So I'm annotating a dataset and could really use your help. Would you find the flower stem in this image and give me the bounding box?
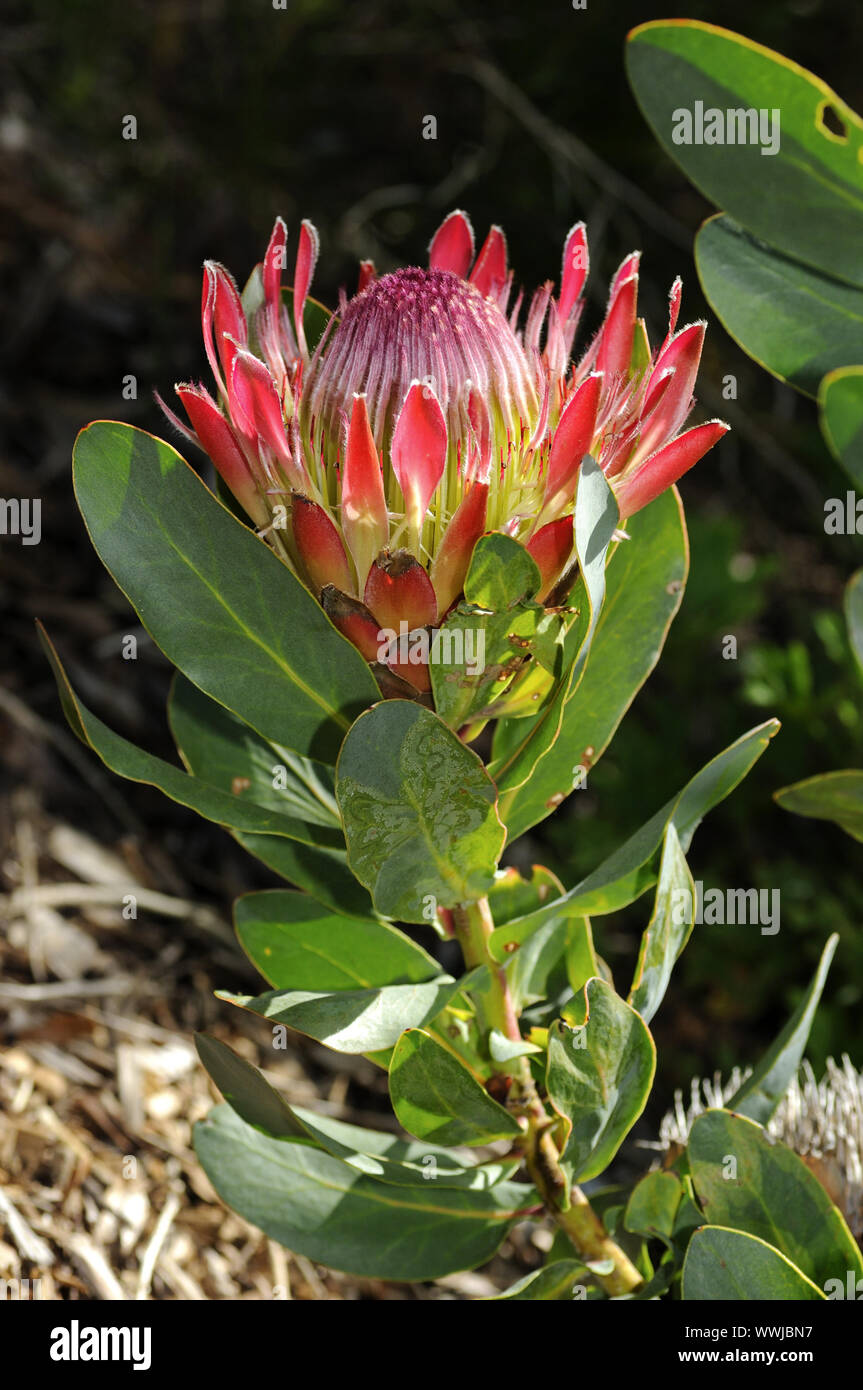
[452,895,643,1299]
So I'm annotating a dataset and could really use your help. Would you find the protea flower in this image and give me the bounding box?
[648,1058,863,1241]
[159,210,727,696]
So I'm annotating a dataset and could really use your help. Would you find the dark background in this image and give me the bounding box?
[2,0,862,1110]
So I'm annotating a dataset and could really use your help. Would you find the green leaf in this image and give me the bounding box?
[231,831,374,918]
[819,367,863,486]
[220,974,470,1054]
[774,771,863,843]
[39,627,343,848]
[628,823,695,1025]
[389,1029,523,1146]
[727,933,839,1123]
[845,568,863,673]
[626,20,863,288]
[168,675,372,914]
[195,1033,306,1138]
[430,601,564,731]
[688,1109,863,1289]
[682,1226,825,1300]
[547,979,656,1184]
[289,1106,520,1190]
[485,1260,589,1300]
[487,865,566,925]
[488,1031,543,1062]
[624,1170,683,1245]
[695,216,863,398]
[242,271,336,357]
[490,458,619,813]
[72,422,378,761]
[488,720,779,954]
[494,488,688,841]
[194,1103,533,1281]
[196,1033,517,1190]
[335,700,505,922]
[463,532,541,607]
[504,916,569,1012]
[234,889,439,991]
[169,674,339,828]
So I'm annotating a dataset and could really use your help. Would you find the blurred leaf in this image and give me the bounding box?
[389,1029,522,1146]
[234,889,438,990]
[844,568,863,673]
[547,979,656,1184]
[626,20,863,287]
[682,1226,825,1300]
[688,1110,863,1287]
[774,771,863,842]
[486,1260,590,1300]
[493,488,687,840]
[72,421,377,760]
[624,1170,683,1246]
[819,367,863,485]
[335,701,504,922]
[728,932,839,1122]
[628,823,695,1025]
[194,1103,532,1281]
[695,216,863,397]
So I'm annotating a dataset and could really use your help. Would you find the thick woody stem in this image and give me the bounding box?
[451,896,643,1299]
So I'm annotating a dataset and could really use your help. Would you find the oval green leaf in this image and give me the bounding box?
[335,700,505,922]
[547,978,656,1184]
[219,974,468,1054]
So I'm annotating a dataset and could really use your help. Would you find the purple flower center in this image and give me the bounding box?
[303,266,537,457]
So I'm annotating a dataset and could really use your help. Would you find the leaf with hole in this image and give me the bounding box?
[626,20,863,288]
